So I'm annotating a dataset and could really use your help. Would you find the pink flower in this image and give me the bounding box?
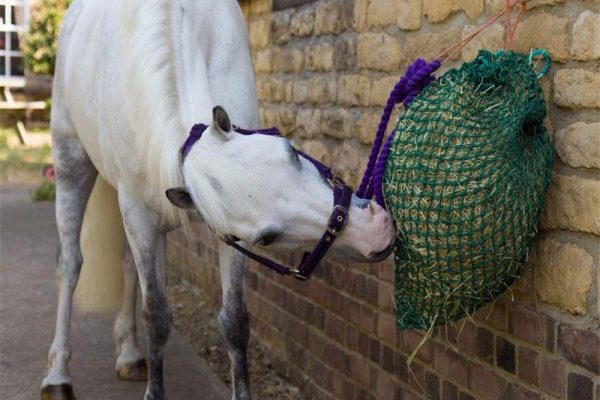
[42,165,55,182]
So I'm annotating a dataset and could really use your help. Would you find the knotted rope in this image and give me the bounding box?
[356,59,441,205]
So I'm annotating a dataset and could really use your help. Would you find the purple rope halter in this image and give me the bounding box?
[356,58,441,207]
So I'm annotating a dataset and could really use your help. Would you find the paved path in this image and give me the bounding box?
[0,184,230,400]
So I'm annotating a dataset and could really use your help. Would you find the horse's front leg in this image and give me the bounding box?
[42,136,97,400]
[118,190,171,400]
[114,240,147,381]
[217,242,251,400]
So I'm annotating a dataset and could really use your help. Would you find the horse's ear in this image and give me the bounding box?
[166,187,195,210]
[212,106,232,134]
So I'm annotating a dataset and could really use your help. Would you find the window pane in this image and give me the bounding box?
[0,58,6,76]
[0,6,5,25]
[10,56,23,76]
[10,32,19,50]
[0,33,6,50]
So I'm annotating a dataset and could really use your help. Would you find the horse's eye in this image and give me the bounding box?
[255,228,280,246]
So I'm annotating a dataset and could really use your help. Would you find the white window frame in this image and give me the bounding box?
[0,0,29,87]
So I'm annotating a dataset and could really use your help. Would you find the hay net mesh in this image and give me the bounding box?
[383,50,554,330]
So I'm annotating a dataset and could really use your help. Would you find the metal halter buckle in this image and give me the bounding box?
[327,204,349,237]
[328,176,345,189]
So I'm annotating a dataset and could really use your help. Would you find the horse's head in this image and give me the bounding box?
[167,107,395,263]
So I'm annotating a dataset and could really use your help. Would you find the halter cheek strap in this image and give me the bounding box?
[180,123,353,281]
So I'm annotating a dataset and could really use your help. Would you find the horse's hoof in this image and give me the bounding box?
[117,359,148,381]
[40,384,76,400]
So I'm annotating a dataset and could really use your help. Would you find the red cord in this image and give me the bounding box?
[435,0,526,64]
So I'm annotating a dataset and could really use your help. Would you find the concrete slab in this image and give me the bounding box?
[0,184,230,400]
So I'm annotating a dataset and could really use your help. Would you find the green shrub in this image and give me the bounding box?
[32,180,56,202]
[23,0,71,75]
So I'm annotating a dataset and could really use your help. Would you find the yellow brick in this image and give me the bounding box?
[250,0,272,15]
[554,122,600,169]
[357,112,380,144]
[424,0,484,23]
[308,77,337,103]
[315,0,349,35]
[367,0,398,28]
[534,239,593,315]
[291,8,314,37]
[293,80,310,103]
[334,34,357,71]
[260,106,276,127]
[397,0,423,31]
[370,76,398,107]
[541,172,600,235]
[296,109,321,139]
[554,69,600,109]
[572,11,600,61]
[271,78,287,102]
[321,108,355,139]
[338,75,371,106]
[248,17,271,49]
[513,12,569,63]
[254,49,273,74]
[255,77,271,101]
[305,43,335,72]
[272,47,304,73]
[276,106,296,136]
[353,0,368,31]
[357,33,402,71]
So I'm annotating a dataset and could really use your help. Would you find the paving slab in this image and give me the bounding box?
[0,184,230,400]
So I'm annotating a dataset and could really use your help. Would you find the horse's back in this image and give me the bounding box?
[52,0,134,184]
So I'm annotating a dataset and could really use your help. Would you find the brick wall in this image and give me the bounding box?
[167,1,600,399]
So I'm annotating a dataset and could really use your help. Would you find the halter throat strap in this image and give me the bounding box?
[181,123,353,281]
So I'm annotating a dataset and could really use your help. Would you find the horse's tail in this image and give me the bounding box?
[74,176,125,313]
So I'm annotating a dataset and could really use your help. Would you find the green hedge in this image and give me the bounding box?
[23,0,71,75]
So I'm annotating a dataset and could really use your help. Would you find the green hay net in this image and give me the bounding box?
[383,50,554,330]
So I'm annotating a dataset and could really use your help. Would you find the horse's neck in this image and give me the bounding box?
[174,0,259,129]
[119,0,258,225]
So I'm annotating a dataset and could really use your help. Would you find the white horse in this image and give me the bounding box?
[42,1,395,399]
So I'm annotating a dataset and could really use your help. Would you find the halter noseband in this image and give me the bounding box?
[181,123,353,281]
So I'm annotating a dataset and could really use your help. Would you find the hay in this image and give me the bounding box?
[383,50,554,330]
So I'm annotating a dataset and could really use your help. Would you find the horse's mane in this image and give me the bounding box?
[121,0,187,226]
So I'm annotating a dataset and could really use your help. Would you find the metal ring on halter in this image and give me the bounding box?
[290,268,309,281]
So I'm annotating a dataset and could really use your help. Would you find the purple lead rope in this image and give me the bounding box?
[356,59,441,207]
